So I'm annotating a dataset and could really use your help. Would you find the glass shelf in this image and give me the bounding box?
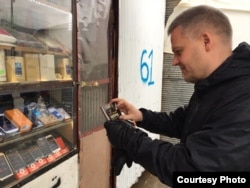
[0,0,76,187]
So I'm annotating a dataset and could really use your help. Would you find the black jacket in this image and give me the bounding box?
[126,42,250,186]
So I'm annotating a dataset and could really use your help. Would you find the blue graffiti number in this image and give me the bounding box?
[140,49,155,86]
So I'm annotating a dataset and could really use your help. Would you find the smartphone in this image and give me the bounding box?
[0,114,18,134]
[25,141,44,161]
[36,137,53,157]
[0,122,18,134]
[100,102,121,121]
[0,152,13,181]
[5,149,27,173]
[45,134,61,153]
[17,145,36,167]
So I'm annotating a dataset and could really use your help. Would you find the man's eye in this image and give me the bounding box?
[175,50,182,56]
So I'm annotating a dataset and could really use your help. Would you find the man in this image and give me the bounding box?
[104,5,250,186]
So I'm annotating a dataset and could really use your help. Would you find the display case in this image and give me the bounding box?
[0,0,77,187]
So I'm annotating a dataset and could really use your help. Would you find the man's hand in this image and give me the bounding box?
[111,98,143,122]
[104,120,135,150]
[104,120,147,150]
[104,120,148,175]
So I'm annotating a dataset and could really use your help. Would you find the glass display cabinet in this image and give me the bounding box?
[0,0,78,187]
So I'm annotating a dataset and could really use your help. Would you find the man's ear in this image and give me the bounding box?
[202,32,211,51]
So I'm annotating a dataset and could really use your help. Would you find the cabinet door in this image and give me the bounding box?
[77,0,115,187]
[0,0,78,187]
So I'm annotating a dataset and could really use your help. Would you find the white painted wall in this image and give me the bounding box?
[117,0,166,187]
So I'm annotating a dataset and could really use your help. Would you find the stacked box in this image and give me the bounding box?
[56,58,72,80]
[0,50,6,81]
[6,56,26,82]
[24,53,40,81]
[39,54,56,81]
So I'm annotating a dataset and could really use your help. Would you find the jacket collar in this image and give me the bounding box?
[195,42,250,92]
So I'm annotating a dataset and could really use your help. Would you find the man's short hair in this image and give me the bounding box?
[167,5,232,42]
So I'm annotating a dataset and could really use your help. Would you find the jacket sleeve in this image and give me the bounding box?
[136,106,186,138]
[126,84,250,186]
[126,122,250,186]
[126,132,196,186]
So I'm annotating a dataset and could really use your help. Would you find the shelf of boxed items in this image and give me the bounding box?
[0,120,72,147]
[0,144,77,188]
[0,48,72,91]
[0,112,75,187]
[0,45,71,57]
[0,1,74,187]
[0,80,73,95]
[0,49,74,186]
[3,149,78,188]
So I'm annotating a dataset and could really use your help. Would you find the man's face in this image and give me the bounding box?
[170,26,209,83]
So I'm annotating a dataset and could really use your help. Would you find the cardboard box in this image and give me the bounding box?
[38,114,59,127]
[24,53,40,81]
[4,108,32,133]
[39,54,56,81]
[56,58,72,80]
[0,50,7,81]
[5,56,26,82]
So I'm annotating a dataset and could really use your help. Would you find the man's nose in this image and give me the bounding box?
[172,56,179,66]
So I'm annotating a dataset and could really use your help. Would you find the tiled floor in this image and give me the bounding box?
[131,171,170,188]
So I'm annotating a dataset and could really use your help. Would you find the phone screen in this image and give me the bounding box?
[5,149,26,172]
[0,153,13,180]
[46,135,60,153]
[17,145,36,166]
[0,118,18,134]
[37,137,53,157]
[100,102,121,121]
[26,142,44,161]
